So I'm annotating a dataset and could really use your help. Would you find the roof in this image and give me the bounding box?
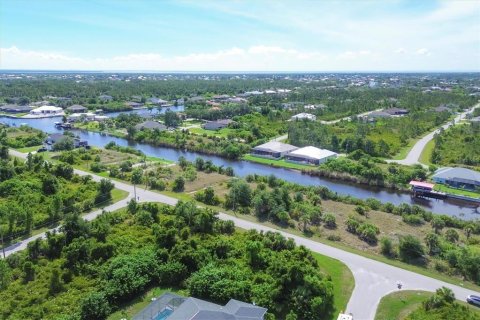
[433,167,480,183]
[384,107,409,115]
[291,112,316,119]
[409,181,435,189]
[0,104,32,112]
[253,141,298,153]
[286,146,337,160]
[135,121,167,130]
[66,105,87,111]
[31,105,62,112]
[368,111,392,118]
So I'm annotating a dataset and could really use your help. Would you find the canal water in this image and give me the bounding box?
[2,110,478,219]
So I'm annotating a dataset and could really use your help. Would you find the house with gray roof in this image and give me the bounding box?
[133,293,267,320]
[251,141,298,159]
[66,105,87,113]
[135,121,167,131]
[202,119,233,131]
[432,167,480,190]
[0,104,33,113]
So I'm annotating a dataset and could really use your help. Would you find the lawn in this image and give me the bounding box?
[16,145,43,153]
[419,139,435,165]
[188,126,234,138]
[312,253,355,318]
[375,290,480,320]
[433,184,480,198]
[242,154,314,171]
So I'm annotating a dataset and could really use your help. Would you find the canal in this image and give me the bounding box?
[2,110,478,219]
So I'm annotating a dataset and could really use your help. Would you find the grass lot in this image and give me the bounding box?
[16,145,42,153]
[434,184,480,198]
[74,121,126,137]
[419,139,435,165]
[375,290,480,320]
[188,126,234,138]
[313,253,355,318]
[242,154,314,170]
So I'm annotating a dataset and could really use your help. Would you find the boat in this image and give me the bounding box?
[54,121,62,127]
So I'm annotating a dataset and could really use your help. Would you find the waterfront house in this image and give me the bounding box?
[66,105,87,113]
[30,105,63,116]
[135,121,167,131]
[285,146,338,165]
[202,119,233,130]
[126,101,144,108]
[290,112,317,121]
[44,134,88,150]
[432,167,480,191]
[0,104,33,113]
[133,292,267,320]
[251,141,298,159]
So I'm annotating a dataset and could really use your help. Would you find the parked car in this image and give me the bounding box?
[467,295,480,307]
[37,147,47,153]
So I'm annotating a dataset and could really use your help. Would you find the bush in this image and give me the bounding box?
[323,213,336,229]
[80,291,111,320]
[402,214,424,225]
[399,235,425,263]
[380,237,394,257]
[172,176,185,192]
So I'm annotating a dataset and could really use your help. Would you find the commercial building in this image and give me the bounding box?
[251,141,298,159]
[285,146,338,165]
[133,292,267,320]
[29,105,63,116]
[290,112,316,121]
[432,167,480,190]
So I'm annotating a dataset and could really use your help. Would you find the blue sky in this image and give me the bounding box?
[1,0,479,71]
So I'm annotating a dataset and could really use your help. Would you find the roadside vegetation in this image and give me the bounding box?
[431,123,480,170]
[375,288,480,320]
[0,202,338,320]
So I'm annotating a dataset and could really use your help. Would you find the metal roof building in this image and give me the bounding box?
[432,167,480,190]
[285,146,338,165]
[251,141,298,159]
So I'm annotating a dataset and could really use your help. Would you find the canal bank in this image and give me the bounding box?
[1,113,479,219]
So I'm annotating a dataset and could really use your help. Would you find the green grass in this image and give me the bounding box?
[419,139,435,165]
[392,138,418,160]
[188,126,234,138]
[242,154,314,171]
[15,145,42,153]
[433,184,480,198]
[312,253,355,318]
[375,290,480,320]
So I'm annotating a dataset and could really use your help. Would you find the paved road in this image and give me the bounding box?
[6,149,480,319]
[387,104,479,166]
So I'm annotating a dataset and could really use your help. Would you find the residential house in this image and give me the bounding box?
[202,119,233,130]
[432,167,480,190]
[135,121,167,131]
[285,146,338,165]
[133,292,267,320]
[66,105,87,113]
[383,107,409,116]
[148,97,169,106]
[44,133,88,150]
[98,94,113,101]
[0,104,33,113]
[251,141,298,159]
[290,113,316,121]
[29,106,63,116]
[126,101,144,108]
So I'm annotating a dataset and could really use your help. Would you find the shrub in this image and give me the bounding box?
[399,235,425,262]
[80,291,111,320]
[380,237,394,257]
[323,213,336,229]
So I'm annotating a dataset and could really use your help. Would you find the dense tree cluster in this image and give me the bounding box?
[0,201,334,320]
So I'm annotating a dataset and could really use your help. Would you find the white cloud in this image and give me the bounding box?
[416,48,430,56]
[0,45,476,72]
[394,48,406,54]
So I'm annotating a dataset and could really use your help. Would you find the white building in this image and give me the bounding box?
[285,146,337,165]
[29,105,63,116]
[290,112,316,121]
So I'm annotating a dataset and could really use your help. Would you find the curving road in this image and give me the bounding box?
[387,104,479,166]
[6,149,480,319]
